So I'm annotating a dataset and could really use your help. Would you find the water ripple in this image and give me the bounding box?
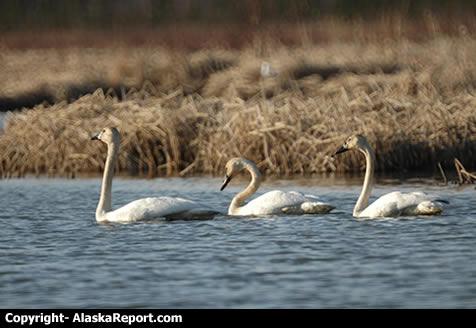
[0,178,475,308]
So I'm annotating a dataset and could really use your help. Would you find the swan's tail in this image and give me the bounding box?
[416,200,445,215]
[300,202,336,214]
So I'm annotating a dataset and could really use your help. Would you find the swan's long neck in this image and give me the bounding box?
[354,142,375,217]
[96,140,119,219]
[229,161,262,215]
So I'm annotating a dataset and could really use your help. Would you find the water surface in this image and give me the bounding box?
[1,176,475,308]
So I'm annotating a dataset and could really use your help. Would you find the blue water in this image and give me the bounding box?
[0,176,475,308]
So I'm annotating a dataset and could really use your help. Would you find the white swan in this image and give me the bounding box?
[220,158,335,216]
[335,135,448,218]
[91,127,219,223]
[261,61,279,78]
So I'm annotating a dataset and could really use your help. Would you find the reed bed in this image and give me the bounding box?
[1,36,476,178]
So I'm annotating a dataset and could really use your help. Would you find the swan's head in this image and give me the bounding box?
[335,134,368,155]
[91,127,120,145]
[220,157,256,191]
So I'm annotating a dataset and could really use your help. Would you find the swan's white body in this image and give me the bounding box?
[336,135,447,218]
[97,196,217,223]
[358,191,447,218]
[228,190,334,216]
[220,158,335,216]
[92,127,218,223]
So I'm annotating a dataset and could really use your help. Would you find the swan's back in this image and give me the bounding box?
[234,190,335,216]
[359,191,447,218]
[99,197,218,223]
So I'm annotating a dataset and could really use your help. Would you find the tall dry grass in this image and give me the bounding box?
[1,35,476,178]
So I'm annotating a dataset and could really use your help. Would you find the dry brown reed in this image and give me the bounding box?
[1,36,476,178]
[454,158,476,184]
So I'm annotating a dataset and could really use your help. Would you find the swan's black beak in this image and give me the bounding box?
[335,146,349,155]
[220,175,232,191]
[91,129,104,141]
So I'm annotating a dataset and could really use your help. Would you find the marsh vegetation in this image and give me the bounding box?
[1,17,475,178]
